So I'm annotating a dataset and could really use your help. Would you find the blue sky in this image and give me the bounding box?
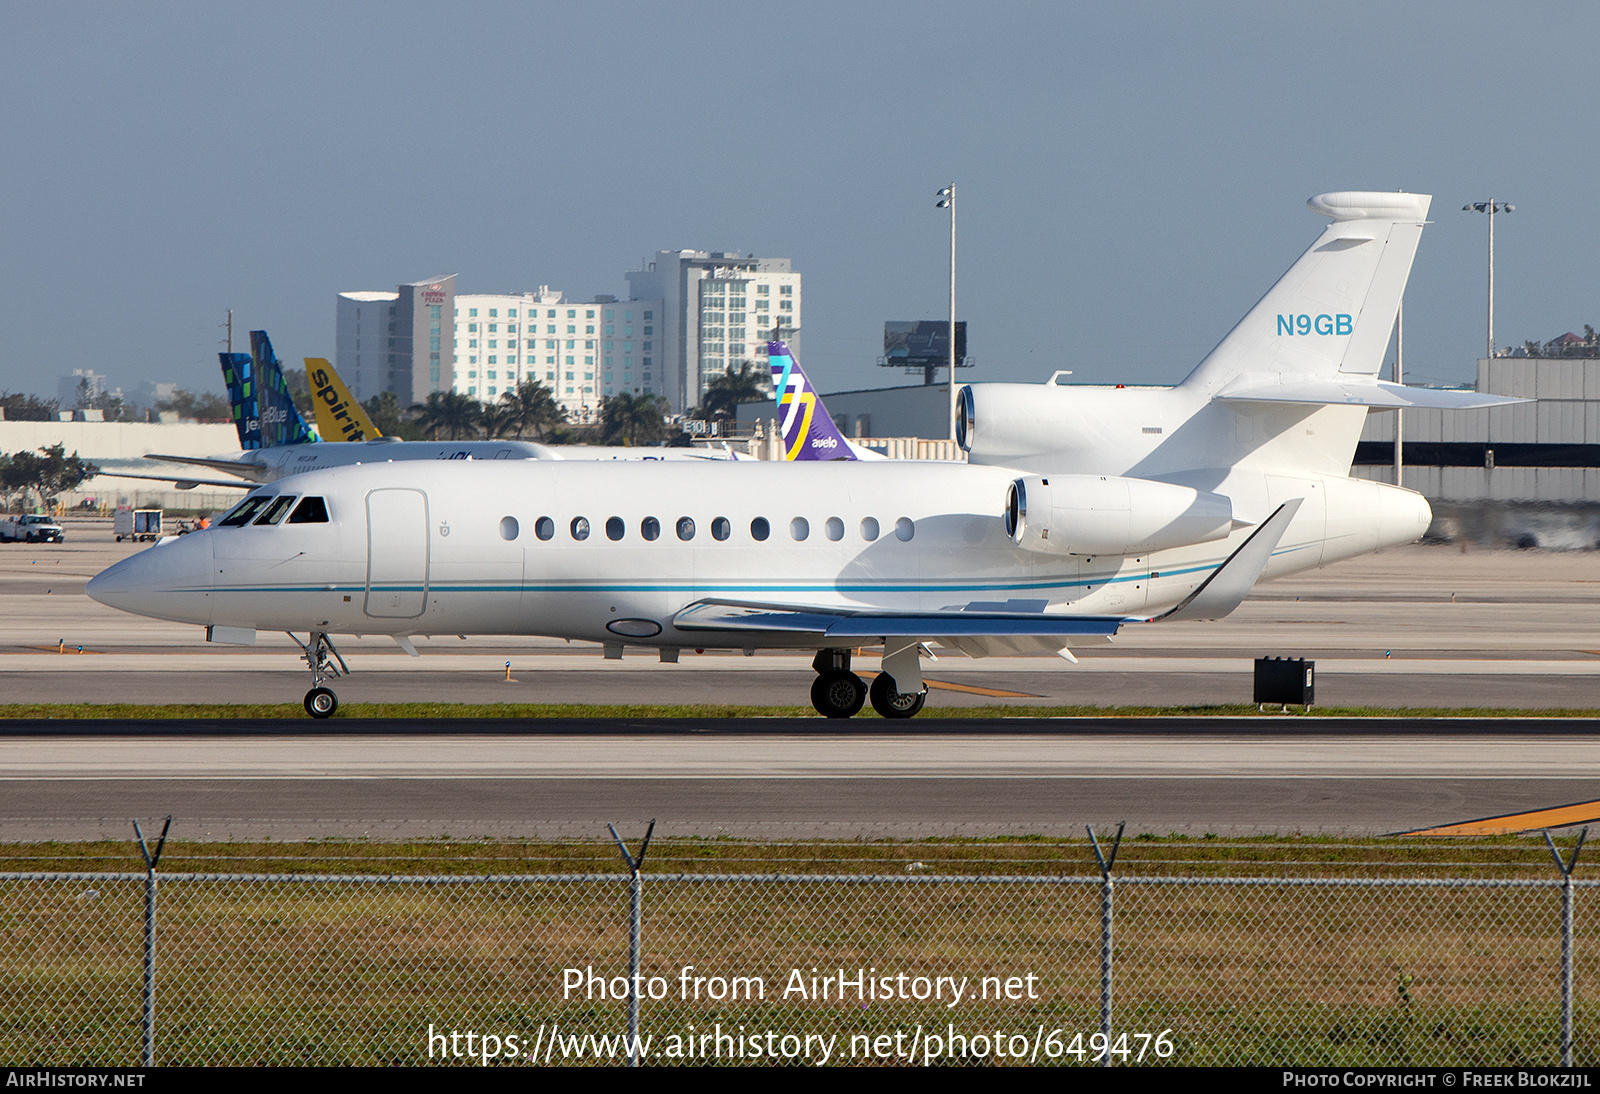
[2,1,1595,400]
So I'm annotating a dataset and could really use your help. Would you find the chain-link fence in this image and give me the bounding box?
[1,837,1594,1066]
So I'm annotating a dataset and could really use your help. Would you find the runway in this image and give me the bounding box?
[1,718,1598,840]
[5,528,1600,840]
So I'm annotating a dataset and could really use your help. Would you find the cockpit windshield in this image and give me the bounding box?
[218,495,271,527]
[253,495,298,526]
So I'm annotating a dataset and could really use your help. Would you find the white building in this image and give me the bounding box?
[625,251,799,414]
[57,369,109,408]
[335,275,456,407]
[335,291,399,403]
[449,289,664,422]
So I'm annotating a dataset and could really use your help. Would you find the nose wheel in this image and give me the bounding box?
[290,631,349,720]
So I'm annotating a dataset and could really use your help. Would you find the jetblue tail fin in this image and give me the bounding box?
[218,351,258,449]
[248,331,318,448]
[768,340,877,461]
[1184,192,1431,395]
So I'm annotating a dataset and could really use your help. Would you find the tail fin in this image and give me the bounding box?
[218,351,259,449]
[248,331,318,447]
[1183,192,1431,394]
[305,358,381,442]
[768,340,864,461]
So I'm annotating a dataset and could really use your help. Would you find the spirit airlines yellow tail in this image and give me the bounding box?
[305,358,381,442]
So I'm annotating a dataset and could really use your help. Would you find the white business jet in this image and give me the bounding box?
[87,191,1516,719]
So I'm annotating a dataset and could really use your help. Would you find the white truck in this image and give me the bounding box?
[0,514,66,543]
[114,508,163,543]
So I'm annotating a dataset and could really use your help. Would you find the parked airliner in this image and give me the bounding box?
[87,191,1518,719]
[118,331,777,491]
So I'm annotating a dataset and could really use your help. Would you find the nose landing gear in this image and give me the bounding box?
[290,631,349,719]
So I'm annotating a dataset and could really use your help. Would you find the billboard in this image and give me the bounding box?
[882,321,967,370]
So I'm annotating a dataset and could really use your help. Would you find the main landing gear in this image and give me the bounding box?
[809,647,928,719]
[290,631,349,719]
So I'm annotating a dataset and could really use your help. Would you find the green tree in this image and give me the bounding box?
[503,378,566,441]
[2,444,98,510]
[600,392,671,446]
[157,389,231,422]
[479,401,516,440]
[0,392,59,421]
[361,391,423,440]
[409,391,482,440]
[695,360,770,422]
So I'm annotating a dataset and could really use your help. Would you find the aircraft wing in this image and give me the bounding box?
[1151,499,1301,622]
[144,453,268,479]
[671,599,1124,639]
[97,471,253,490]
[1216,377,1526,410]
[673,499,1304,647]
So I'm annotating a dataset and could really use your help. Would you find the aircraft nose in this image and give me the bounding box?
[87,533,214,625]
[85,555,139,610]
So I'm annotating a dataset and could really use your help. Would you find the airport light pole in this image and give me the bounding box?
[936,185,956,442]
[1463,200,1513,359]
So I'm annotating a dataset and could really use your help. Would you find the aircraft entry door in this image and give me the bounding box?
[365,488,430,618]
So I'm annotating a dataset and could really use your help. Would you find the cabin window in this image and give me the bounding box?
[606,516,625,541]
[253,495,298,526]
[571,517,590,541]
[676,516,695,541]
[825,517,844,541]
[895,517,915,542]
[536,516,554,540]
[712,517,730,541]
[790,517,809,541]
[287,497,329,524]
[218,495,271,527]
[860,517,879,542]
[641,517,660,541]
[750,517,770,542]
[499,516,519,541]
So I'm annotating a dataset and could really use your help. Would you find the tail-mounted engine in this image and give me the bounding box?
[1004,473,1233,557]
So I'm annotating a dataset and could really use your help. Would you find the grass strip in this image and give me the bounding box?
[0,834,1580,878]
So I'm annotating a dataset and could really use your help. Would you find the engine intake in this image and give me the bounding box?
[1006,474,1233,556]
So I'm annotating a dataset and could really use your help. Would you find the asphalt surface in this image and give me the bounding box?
[5,528,1600,840]
[1,717,1598,839]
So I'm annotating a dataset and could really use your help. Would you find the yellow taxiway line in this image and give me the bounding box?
[1407,800,1600,836]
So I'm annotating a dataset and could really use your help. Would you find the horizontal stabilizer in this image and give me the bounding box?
[672,599,1122,641]
[1216,378,1526,410]
[1155,499,1301,623]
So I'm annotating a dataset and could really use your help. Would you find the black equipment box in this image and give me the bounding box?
[1254,657,1314,707]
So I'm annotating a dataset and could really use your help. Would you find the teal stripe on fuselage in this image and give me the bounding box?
[202,540,1317,597]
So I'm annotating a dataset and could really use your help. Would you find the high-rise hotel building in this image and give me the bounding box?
[336,275,456,407]
[625,251,799,414]
[338,250,797,417]
[449,289,664,422]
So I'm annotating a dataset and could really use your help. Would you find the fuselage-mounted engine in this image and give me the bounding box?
[1004,473,1234,557]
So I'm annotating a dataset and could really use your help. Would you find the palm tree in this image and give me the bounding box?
[409,391,482,440]
[480,401,515,440]
[600,393,671,446]
[697,360,770,422]
[504,378,566,441]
